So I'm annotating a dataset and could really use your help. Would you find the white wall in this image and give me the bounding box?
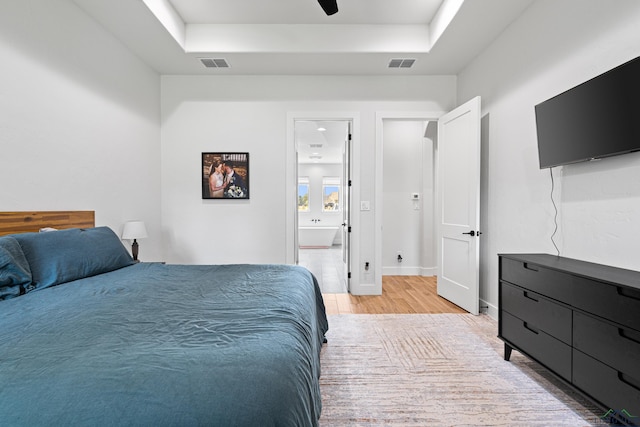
[382,120,435,275]
[457,0,640,317]
[0,0,162,261]
[160,75,456,283]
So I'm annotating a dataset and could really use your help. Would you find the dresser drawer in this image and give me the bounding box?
[500,257,573,304]
[501,311,572,381]
[573,350,640,416]
[571,279,640,332]
[574,312,640,381]
[501,282,571,344]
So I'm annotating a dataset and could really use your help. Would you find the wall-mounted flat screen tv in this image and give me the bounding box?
[535,56,640,169]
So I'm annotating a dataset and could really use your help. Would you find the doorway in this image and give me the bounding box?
[374,111,443,295]
[374,99,481,313]
[380,119,436,278]
[294,119,352,293]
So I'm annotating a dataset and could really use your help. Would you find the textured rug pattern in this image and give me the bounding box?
[319,314,602,426]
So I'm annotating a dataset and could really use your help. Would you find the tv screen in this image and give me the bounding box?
[535,56,640,169]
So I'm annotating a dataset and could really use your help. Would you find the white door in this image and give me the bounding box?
[342,124,352,291]
[437,97,481,315]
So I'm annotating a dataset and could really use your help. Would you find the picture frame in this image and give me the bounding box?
[202,152,250,199]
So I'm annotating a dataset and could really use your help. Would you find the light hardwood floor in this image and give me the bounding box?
[322,275,466,315]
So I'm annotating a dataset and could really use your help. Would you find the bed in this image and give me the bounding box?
[0,212,328,426]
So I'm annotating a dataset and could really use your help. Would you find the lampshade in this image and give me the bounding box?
[121,221,148,240]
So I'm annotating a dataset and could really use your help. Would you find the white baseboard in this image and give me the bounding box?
[481,298,498,320]
[420,267,437,276]
[382,266,437,276]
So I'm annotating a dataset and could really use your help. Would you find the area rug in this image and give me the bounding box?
[319,314,603,426]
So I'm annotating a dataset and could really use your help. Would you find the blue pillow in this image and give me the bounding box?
[0,236,32,300]
[14,227,134,292]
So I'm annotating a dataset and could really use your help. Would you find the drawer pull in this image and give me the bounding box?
[523,291,539,302]
[523,263,539,272]
[619,328,640,345]
[523,322,539,334]
[617,286,640,301]
[618,372,640,392]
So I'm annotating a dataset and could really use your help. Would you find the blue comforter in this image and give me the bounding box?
[0,263,328,426]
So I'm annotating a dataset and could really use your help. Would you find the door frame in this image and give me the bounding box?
[342,122,353,292]
[286,111,361,290]
[374,111,446,294]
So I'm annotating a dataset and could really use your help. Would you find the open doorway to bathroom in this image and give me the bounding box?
[295,119,351,293]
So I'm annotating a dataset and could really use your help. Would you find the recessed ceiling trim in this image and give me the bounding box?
[430,0,465,46]
[186,24,432,54]
[142,0,186,48]
[139,1,468,60]
[168,0,445,26]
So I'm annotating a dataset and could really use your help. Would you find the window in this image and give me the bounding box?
[322,177,340,212]
[298,177,309,212]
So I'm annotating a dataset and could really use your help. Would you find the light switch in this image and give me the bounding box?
[360,201,371,211]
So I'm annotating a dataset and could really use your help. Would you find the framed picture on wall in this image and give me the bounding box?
[202,152,250,199]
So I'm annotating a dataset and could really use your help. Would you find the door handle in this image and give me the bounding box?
[523,322,539,335]
[462,230,475,237]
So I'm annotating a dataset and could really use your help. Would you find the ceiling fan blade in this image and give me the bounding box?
[318,0,338,15]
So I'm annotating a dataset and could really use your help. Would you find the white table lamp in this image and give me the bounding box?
[122,221,148,261]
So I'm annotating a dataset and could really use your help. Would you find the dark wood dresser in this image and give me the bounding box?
[498,253,640,422]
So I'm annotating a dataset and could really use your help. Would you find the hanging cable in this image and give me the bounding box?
[550,167,560,256]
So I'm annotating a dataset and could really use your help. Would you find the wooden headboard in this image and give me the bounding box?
[0,211,95,237]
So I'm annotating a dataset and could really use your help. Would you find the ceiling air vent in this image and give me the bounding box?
[388,58,416,69]
[199,58,230,68]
